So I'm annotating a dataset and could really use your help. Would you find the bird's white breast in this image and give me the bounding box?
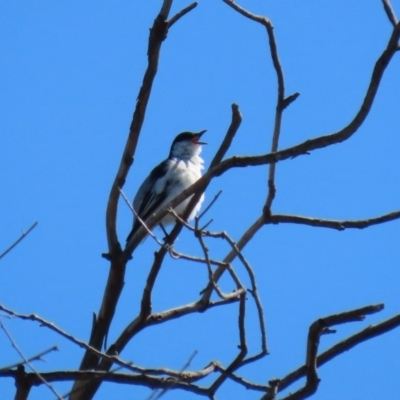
[161,156,204,223]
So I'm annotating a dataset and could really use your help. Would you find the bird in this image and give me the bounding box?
[126,130,206,244]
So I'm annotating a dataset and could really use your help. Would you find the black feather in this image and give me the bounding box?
[126,160,170,243]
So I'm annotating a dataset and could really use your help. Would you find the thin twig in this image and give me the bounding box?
[209,292,247,394]
[166,208,195,230]
[169,248,225,266]
[198,190,223,220]
[0,321,64,400]
[149,350,199,400]
[213,363,270,392]
[169,249,246,294]
[200,229,268,356]
[0,345,58,371]
[0,221,38,260]
[223,0,289,214]
[220,233,268,355]
[201,214,265,302]
[119,188,164,246]
[209,103,242,170]
[268,211,400,230]
[168,208,247,300]
[168,2,198,28]
[196,221,228,300]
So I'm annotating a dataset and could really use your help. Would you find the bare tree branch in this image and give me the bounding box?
[262,304,391,399]
[276,311,400,395]
[198,189,222,220]
[0,369,210,397]
[268,211,400,230]
[223,0,300,215]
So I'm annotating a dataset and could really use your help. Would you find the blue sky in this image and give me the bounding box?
[1,1,400,399]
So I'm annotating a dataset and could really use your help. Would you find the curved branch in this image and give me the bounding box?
[275,309,400,398]
[223,0,299,214]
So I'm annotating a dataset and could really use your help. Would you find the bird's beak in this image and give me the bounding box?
[194,130,207,145]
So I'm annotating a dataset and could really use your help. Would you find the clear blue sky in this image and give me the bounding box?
[1,1,400,399]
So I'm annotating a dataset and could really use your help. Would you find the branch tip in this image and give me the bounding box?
[168,2,198,28]
[282,92,300,109]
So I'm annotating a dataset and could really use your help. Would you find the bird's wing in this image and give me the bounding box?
[127,160,172,242]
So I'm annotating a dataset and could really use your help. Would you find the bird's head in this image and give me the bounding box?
[169,130,207,159]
